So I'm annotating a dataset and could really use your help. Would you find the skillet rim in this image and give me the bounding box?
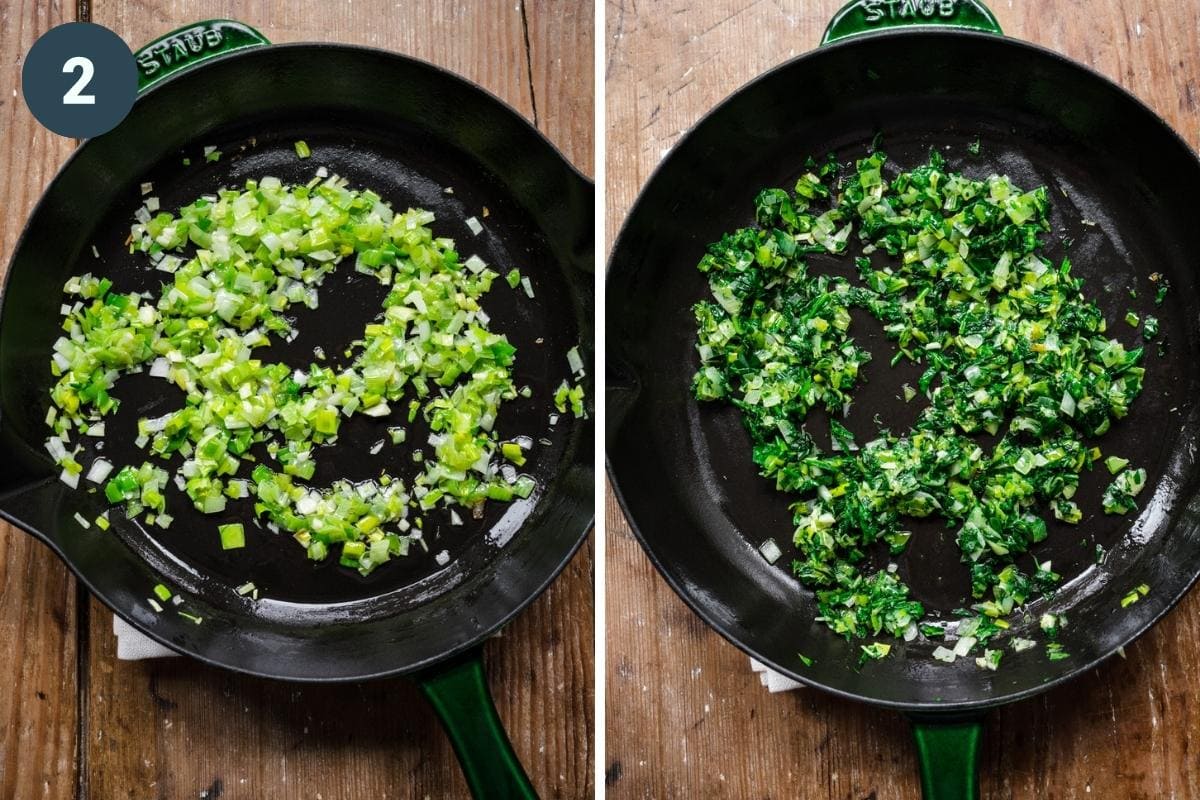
[0,41,595,682]
[605,27,1200,712]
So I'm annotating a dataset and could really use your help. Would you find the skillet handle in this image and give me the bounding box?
[134,20,270,93]
[418,648,539,800]
[909,713,985,800]
[822,0,1002,45]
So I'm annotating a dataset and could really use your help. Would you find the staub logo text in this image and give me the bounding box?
[862,0,959,23]
[136,25,224,77]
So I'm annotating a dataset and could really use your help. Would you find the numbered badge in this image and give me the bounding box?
[22,22,137,139]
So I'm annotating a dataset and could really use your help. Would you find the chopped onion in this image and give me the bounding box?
[953,636,977,658]
[566,346,584,376]
[759,538,782,564]
[85,458,113,483]
[932,646,957,663]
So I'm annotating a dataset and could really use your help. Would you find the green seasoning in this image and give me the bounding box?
[46,173,554,576]
[693,149,1149,667]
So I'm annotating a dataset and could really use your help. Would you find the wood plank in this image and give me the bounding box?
[605,1,1200,798]
[77,1,593,798]
[524,0,596,177]
[0,2,82,799]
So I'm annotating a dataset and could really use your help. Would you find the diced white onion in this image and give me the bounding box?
[932,646,957,663]
[953,636,977,658]
[59,468,79,489]
[85,458,113,483]
[759,539,782,564]
[566,346,584,376]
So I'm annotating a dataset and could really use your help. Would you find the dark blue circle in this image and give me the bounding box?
[22,22,137,139]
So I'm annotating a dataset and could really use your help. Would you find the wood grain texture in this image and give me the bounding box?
[0,1,593,798]
[0,2,82,799]
[605,2,1200,798]
[525,0,595,176]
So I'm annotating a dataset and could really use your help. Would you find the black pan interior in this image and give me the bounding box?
[607,31,1200,710]
[0,45,594,680]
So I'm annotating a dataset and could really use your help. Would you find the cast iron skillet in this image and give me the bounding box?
[1,21,593,800]
[607,2,1200,796]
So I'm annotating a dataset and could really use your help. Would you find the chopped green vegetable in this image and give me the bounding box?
[47,175,551,577]
[294,140,311,159]
[967,138,981,156]
[218,523,245,550]
[1121,583,1150,607]
[692,147,1148,667]
[859,642,891,666]
[1046,642,1070,660]
[1142,315,1159,340]
[797,652,813,667]
[501,441,526,466]
[554,380,586,418]
[1125,311,1140,327]
[152,583,172,602]
[1102,468,1147,515]
[506,268,521,288]
[1105,456,1130,475]
[975,648,1002,670]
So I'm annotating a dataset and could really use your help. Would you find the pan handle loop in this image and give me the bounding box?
[822,0,1002,46]
[418,648,539,800]
[134,20,271,94]
[908,713,985,800]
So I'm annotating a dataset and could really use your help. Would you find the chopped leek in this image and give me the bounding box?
[218,523,245,550]
[46,176,558,576]
[693,148,1150,668]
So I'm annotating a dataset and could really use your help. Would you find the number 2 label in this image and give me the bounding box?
[62,55,96,105]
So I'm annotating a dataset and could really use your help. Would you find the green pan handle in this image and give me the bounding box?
[823,0,1002,46]
[418,648,538,800]
[134,20,270,93]
[909,713,985,800]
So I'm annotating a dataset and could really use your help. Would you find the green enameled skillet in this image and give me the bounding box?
[607,2,1200,796]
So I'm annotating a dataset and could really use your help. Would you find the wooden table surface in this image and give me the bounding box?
[0,2,593,799]
[605,1,1200,798]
